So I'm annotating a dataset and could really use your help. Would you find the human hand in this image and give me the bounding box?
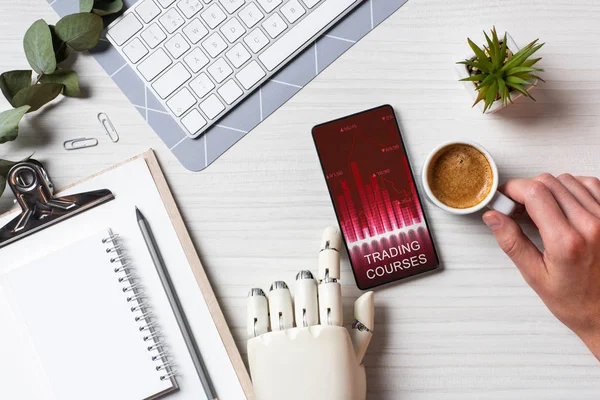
[482,174,600,359]
[246,227,375,400]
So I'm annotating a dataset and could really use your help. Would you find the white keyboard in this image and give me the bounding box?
[107,0,363,138]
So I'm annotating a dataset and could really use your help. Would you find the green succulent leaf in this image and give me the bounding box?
[501,41,544,73]
[498,32,508,67]
[23,19,57,75]
[522,57,542,68]
[472,87,487,108]
[0,106,30,144]
[49,25,70,64]
[467,38,492,71]
[484,80,498,113]
[506,76,529,86]
[39,69,81,97]
[505,82,531,97]
[80,0,94,12]
[457,60,491,74]
[497,77,507,105]
[55,13,104,51]
[11,83,64,112]
[91,0,124,16]
[483,31,496,62]
[0,70,32,103]
[506,66,541,76]
[460,74,486,82]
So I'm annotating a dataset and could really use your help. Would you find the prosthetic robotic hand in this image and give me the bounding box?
[247,227,375,400]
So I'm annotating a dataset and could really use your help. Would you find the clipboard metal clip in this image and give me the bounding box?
[0,160,115,249]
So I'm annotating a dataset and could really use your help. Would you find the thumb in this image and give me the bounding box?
[351,292,374,365]
[483,210,547,288]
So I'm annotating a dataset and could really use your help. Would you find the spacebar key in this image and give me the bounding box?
[259,0,357,71]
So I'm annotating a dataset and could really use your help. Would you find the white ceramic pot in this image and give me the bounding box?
[455,32,538,114]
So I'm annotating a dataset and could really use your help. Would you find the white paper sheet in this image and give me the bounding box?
[2,231,174,400]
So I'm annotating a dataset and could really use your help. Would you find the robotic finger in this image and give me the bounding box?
[268,281,294,331]
[351,292,374,364]
[247,288,269,338]
[294,271,319,327]
[318,227,343,326]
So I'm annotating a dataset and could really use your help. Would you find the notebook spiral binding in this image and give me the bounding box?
[103,229,177,381]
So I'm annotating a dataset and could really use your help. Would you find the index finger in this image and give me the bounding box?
[502,179,572,245]
[318,227,342,281]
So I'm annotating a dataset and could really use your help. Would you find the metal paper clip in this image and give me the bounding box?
[98,112,119,142]
[63,137,98,150]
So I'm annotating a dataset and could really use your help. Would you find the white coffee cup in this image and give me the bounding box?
[421,140,516,215]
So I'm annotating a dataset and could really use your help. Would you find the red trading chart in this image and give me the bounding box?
[313,105,439,289]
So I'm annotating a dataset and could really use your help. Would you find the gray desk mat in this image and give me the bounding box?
[48,0,409,171]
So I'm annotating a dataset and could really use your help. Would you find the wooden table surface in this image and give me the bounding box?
[1,0,600,398]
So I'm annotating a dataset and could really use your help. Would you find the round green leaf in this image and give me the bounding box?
[49,25,70,64]
[40,69,81,97]
[92,0,124,16]
[0,106,31,144]
[11,83,64,112]
[80,0,94,12]
[23,20,57,75]
[0,70,32,103]
[55,13,104,51]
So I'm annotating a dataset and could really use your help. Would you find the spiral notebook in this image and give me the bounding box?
[1,229,176,400]
[0,151,253,400]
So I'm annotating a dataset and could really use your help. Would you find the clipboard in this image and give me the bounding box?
[0,149,254,400]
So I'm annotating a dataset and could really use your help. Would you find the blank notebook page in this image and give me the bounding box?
[1,230,175,400]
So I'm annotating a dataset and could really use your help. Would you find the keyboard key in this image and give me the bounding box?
[136,0,161,23]
[122,38,148,63]
[167,87,196,116]
[238,3,264,28]
[300,0,319,7]
[225,43,251,68]
[177,0,203,18]
[257,0,282,13]
[184,47,210,72]
[236,60,265,89]
[244,28,269,53]
[159,8,185,33]
[202,32,228,57]
[220,18,246,43]
[165,33,191,58]
[218,0,245,14]
[183,19,209,43]
[207,58,233,83]
[137,48,172,80]
[152,63,192,98]
[156,0,176,7]
[262,13,287,38]
[107,14,143,45]
[181,109,207,136]
[141,23,167,48]
[190,73,215,98]
[201,4,227,29]
[218,79,243,104]
[200,94,225,119]
[260,0,355,71]
[281,0,305,23]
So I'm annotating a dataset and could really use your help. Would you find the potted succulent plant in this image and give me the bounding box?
[455,28,545,113]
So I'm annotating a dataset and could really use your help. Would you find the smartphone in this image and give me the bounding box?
[312,105,440,289]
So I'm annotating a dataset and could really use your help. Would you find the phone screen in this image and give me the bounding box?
[312,105,439,289]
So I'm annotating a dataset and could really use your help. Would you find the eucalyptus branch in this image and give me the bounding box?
[0,0,124,198]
